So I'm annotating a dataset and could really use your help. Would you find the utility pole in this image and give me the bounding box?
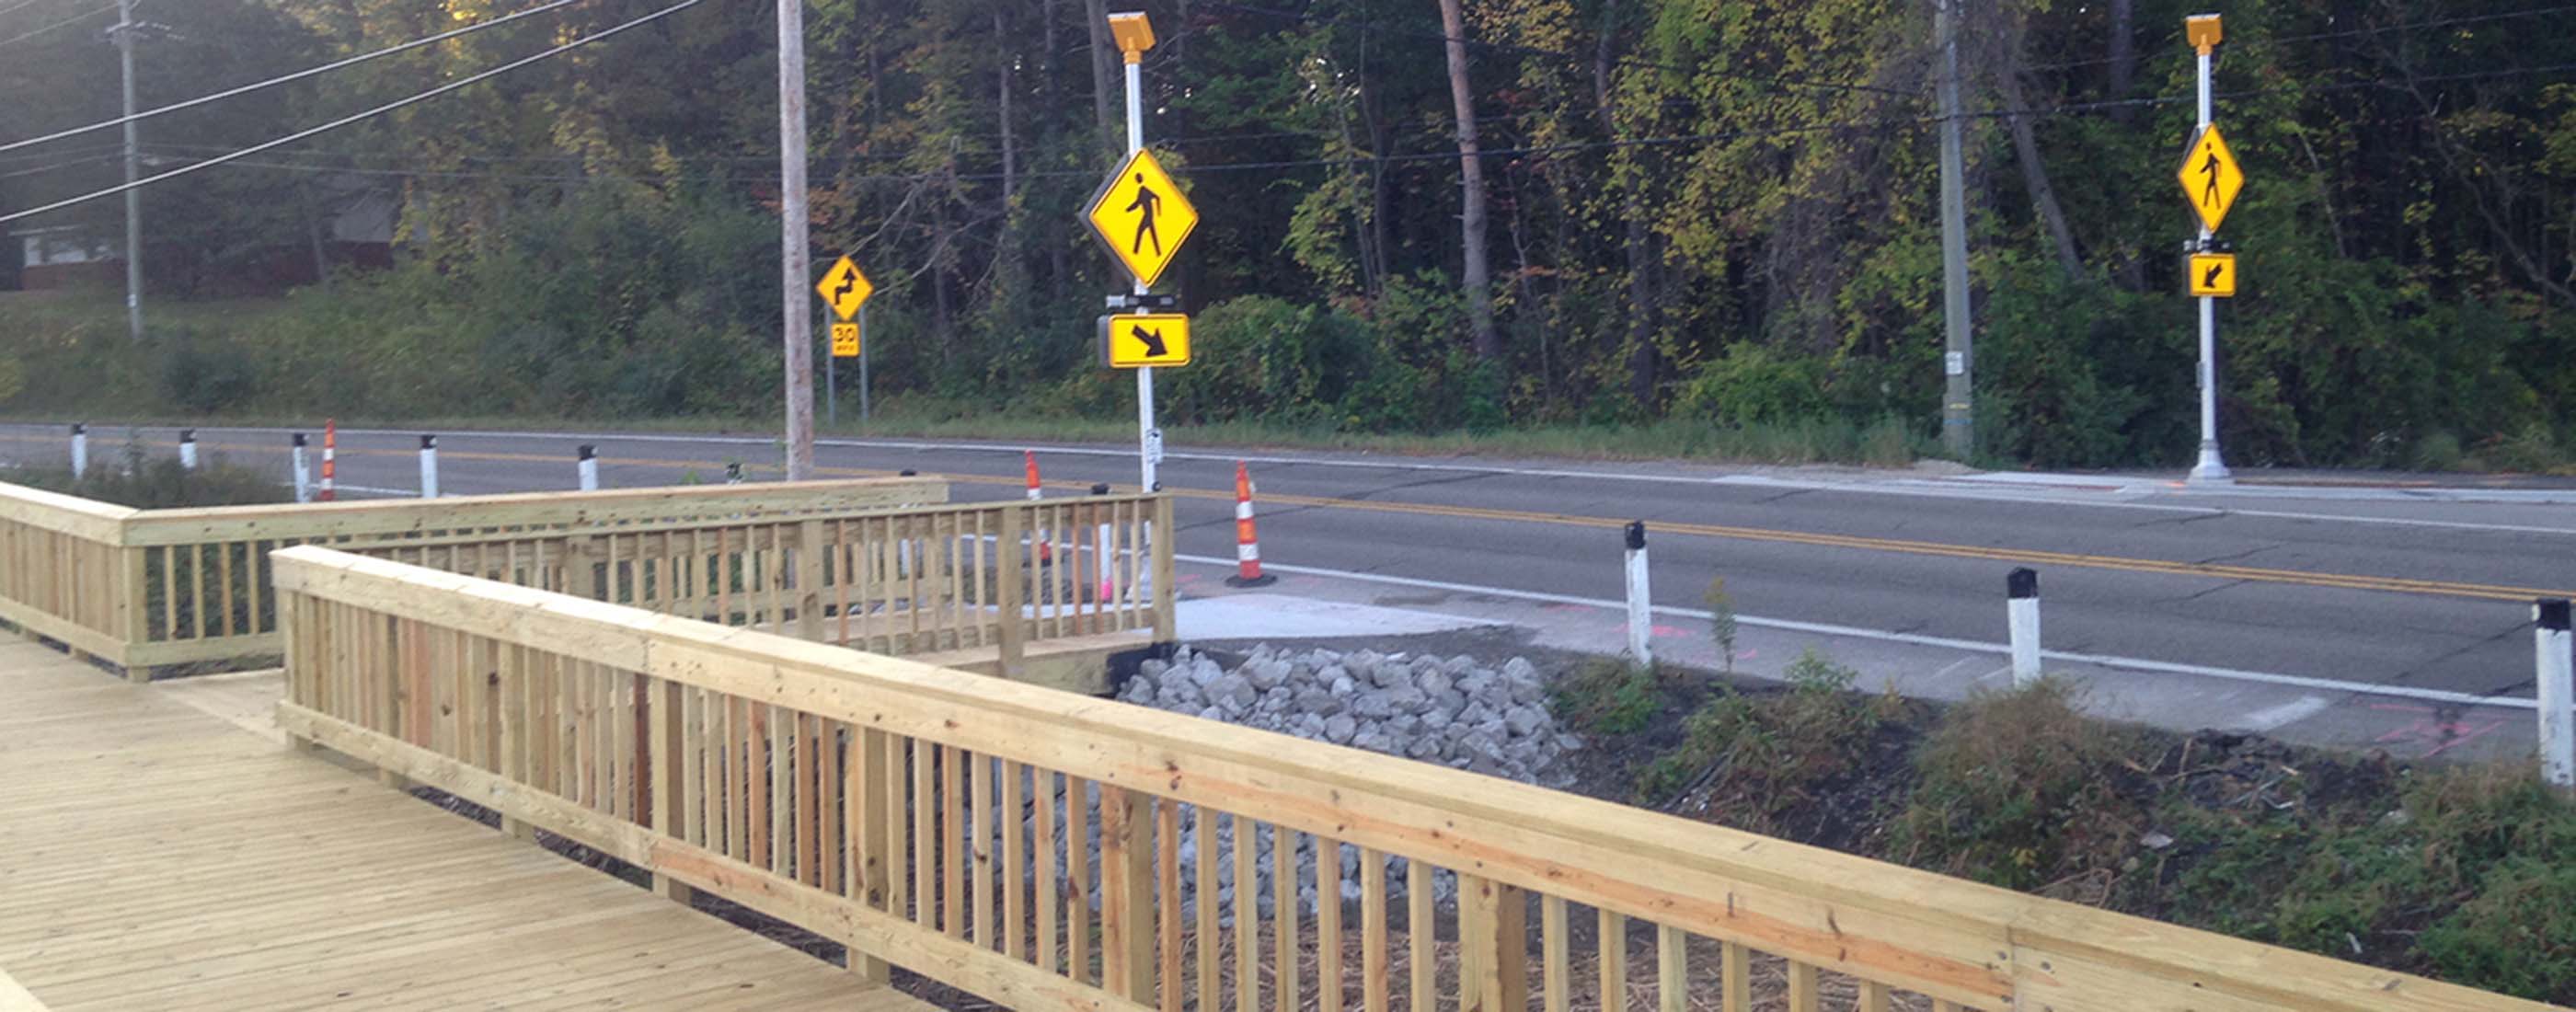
[116,0,143,343]
[1935,0,1973,458]
[776,0,815,480]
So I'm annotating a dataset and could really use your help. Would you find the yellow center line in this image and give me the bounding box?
[8,432,2562,603]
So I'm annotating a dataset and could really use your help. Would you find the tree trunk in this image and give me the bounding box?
[1994,67,2084,278]
[1436,0,1500,360]
[1085,0,1121,163]
[2106,0,2135,106]
[996,8,1017,208]
[1593,0,1656,410]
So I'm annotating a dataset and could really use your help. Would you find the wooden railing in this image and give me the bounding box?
[0,477,947,676]
[344,493,1174,673]
[270,546,2550,1012]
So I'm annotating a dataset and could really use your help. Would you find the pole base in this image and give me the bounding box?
[1224,574,1277,589]
[2187,443,2234,486]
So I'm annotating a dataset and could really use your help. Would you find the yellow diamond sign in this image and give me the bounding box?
[816,256,873,322]
[1085,149,1197,287]
[2176,125,2246,234]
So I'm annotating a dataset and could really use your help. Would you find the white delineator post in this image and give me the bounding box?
[70,423,87,478]
[417,435,438,498]
[178,429,198,470]
[2186,14,2232,485]
[1624,522,1652,668]
[577,444,600,491]
[2537,598,2573,794]
[290,432,311,503]
[2008,567,2042,687]
[1093,483,1117,602]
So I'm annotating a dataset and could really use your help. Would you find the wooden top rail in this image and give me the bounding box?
[0,480,138,541]
[120,477,950,546]
[270,545,2550,1012]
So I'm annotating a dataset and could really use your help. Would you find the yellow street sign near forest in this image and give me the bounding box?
[831,322,860,358]
[1085,149,1197,287]
[1100,313,1190,369]
[2188,252,2237,297]
[816,256,874,321]
[2176,125,2245,234]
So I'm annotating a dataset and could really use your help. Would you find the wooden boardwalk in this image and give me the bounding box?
[0,634,926,1011]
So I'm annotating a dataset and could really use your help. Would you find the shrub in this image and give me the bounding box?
[1673,344,1830,427]
[1890,679,2148,890]
[1635,650,1895,833]
[1551,660,1660,736]
[1,444,290,509]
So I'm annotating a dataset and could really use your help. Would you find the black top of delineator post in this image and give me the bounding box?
[2008,568,2040,599]
[292,432,306,447]
[578,444,595,460]
[2540,599,2571,631]
[179,429,194,442]
[71,422,85,434]
[420,434,437,450]
[1625,521,1646,551]
[1091,482,1112,495]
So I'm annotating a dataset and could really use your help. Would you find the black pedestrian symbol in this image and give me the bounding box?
[2202,262,2225,289]
[1129,325,1167,358]
[2198,150,2223,207]
[1124,173,1163,256]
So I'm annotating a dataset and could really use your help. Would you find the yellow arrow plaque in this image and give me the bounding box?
[2188,252,2237,297]
[1100,313,1190,369]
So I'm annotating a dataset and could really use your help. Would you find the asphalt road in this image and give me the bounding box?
[6,421,2570,704]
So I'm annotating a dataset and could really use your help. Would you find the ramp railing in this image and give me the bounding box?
[271,546,2550,1012]
[0,477,947,675]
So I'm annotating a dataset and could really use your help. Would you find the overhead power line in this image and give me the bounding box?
[2023,4,2576,74]
[0,0,709,226]
[0,0,593,156]
[0,0,111,50]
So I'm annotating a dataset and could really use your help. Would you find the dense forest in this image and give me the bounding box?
[2,0,2571,469]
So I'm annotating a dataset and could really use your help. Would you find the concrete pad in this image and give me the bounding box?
[1176,592,1500,641]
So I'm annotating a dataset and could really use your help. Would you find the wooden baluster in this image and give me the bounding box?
[798,519,826,642]
[1236,818,1259,1012]
[972,756,995,949]
[1459,873,1528,1012]
[1196,809,1220,1012]
[799,712,824,886]
[1784,961,1819,1012]
[1600,911,1628,1012]
[1002,760,1028,961]
[1541,896,1569,1012]
[650,677,692,902]
[1409,861,1434,1012]
[1066,776,1091,984]
[1856,981,1892,1012]
[1158,799,1183,1012]
[1720,941,1750,1012]
[1657,926,1686,1012]
[1035,768,1059,974]
[939,744,966,937]
[1319,837,1344,1012]
[1274,828,1299,1012]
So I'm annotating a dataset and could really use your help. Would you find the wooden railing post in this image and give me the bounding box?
[796,519,826,642]
[1098,785,1156,1001]
[996,506,1027,676]
[1459,873,1530,1012]
[567,535,602,602]
[845,727,891,983]
[1151,494,1176,642]
[119,541,149,682]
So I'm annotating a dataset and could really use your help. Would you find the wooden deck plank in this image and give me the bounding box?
[0,636,929,1012]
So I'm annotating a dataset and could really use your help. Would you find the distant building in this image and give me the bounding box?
[6,180,403,293]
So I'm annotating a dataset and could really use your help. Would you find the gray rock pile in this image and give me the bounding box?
[1119,645,1581,787]
[1077,644,1580,917]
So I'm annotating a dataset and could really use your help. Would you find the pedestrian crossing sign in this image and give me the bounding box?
[2176,125,2245,234]
[1084,148,1197,287]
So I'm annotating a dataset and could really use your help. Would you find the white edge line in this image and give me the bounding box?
[1177,553,2541,711]
[15,423,2576,534]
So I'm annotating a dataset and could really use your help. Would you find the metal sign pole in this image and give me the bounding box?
[858,303,871,425]
[825,305,837,428]
[2188,20,2232,485]
[1123,48,1158,493]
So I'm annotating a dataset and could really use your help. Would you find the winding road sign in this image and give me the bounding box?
[1100,313,1191,368]
[1085,150,1198,287]
[2176,125,2245,234]
[816,256,873,321]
